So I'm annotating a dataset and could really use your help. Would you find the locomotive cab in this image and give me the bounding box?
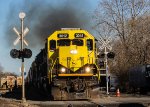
[47,29,99,77]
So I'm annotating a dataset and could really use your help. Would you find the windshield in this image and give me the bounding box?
[57,39,83,46]
[57,39,71,46]
[72,39,83,46]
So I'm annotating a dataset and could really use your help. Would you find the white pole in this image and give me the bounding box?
[20,13,26,103]
[105,46,109,95]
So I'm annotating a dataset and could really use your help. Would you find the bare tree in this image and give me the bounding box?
[94,0,150,87]
[95,0,149,43]
[0,63,17,79]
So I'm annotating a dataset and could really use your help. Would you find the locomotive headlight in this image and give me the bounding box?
[70,50,78,54]
[61,67,66,73]
[85,67,91,73]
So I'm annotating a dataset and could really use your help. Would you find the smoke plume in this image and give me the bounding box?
[5,0,92,47]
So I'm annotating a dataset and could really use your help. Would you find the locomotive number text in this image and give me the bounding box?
[74,33,84,38]
[57,33,69,38]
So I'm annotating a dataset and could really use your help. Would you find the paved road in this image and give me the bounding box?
[28,100,100,107]
[92,96,150,107]
[1,87,150,107]
[26,96,150,107]
[0,95,150,107]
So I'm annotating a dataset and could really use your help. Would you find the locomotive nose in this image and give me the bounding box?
[70,45,78,54]
[59,45,88,72]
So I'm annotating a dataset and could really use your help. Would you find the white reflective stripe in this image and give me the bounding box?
[23,40,28,46]
[23,27,29,37]
[13,27,20,37]
[98,37,105,44]
[106,45,112,50]
[14,37,20,45]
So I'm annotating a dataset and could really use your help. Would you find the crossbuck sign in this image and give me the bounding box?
[98,36,112,51]
[13,27,29,46]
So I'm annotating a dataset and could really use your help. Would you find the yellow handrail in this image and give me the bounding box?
[49,58,58,81]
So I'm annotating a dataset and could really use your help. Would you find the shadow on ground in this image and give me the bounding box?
[2,86,51,101]
[118,103,145,107]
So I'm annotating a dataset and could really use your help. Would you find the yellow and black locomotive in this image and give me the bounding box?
[26,28,100,100]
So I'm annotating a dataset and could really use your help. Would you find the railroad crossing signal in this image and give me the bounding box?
[10,48,32,59]
[13,27,29,46]
[98,36,112,51]
[10,12,30,103]
[98,36,113,95]
[10,49,19,58]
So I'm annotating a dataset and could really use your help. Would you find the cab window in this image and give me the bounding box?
[87,39,93,50]
[50,40,56,50]
[57,39,70,46]
[72,39,83,46]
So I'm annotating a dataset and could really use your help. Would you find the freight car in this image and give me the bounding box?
[16,76,22,87]
[0,77,7,89]
[129,64,150,94]
[6,76,16,91]
[26,28,100,100]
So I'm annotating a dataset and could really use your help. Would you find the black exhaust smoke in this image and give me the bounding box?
[5,0,92,47]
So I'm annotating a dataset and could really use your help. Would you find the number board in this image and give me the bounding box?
[74,33,84,38]
[57,33,69,38]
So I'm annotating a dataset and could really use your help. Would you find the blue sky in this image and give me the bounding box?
[0,0,99,75]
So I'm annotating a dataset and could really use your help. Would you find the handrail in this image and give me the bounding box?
[49,58,58,81]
